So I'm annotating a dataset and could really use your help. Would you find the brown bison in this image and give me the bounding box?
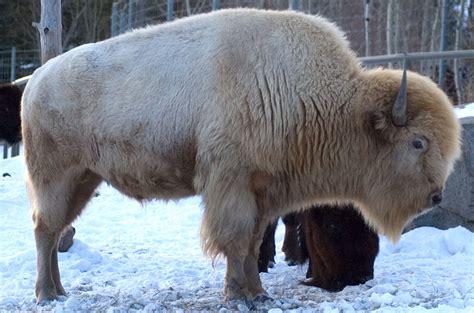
[0,83,22,145]
[258,206,379,292]
[302,205,379,291]
[258,213,309,273]
[21,9,461,303]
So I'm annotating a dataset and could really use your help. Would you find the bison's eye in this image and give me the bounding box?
[412,139,424,150]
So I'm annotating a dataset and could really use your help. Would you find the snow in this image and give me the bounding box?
[0,104,473,311]
[455,103,474,119]
[1,156,473,312]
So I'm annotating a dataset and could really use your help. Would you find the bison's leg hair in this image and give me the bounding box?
[200,172,266,300]
[31,168,102,303]
[243,216,271,297]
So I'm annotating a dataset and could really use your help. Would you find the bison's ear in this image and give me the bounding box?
[367,110,391,132]
[366,110,394,142]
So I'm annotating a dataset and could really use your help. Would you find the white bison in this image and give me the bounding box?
[22,9,461,303]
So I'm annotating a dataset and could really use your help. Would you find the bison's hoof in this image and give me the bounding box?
[36,290,59,305]
[253,292,273,302]
[226,299,252,311]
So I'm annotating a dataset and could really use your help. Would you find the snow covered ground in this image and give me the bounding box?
[0,104,473,312]
[456,103,474,119]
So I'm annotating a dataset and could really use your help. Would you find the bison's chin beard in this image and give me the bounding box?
[354,201,426,244]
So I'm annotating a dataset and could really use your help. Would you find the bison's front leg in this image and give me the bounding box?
[243,217,270,297]
[199,172,267,301]
[225,219,268,301]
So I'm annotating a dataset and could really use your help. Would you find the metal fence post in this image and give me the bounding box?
[128,0,134,30]
[167,0,174,21]
[11,143,20,157]
[9,47,20,157]
[212,0,220,11]
[119,9,127,34]
[111,2,118,37]
[10,47,16,82]
[290,0,300,10]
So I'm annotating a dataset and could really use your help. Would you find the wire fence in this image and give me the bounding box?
[0,49,41,83]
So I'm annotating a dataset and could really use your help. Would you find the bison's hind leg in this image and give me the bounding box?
[28,167,102,303]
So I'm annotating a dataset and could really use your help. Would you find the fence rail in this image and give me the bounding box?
[360,50,474,65]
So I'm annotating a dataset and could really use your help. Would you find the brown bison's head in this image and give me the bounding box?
[353,69,461,243]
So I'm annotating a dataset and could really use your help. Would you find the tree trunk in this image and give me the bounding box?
[364,0,372,57]
[429,0,441,79]
[386,0,394,67]
[420,0,432,74]
[185,0,192,16]
[454,0,466,104]
[438,0,448,86]
[393,0,400,54]
[32,0,62,64]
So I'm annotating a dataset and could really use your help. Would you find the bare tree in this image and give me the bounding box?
[364,0,372,56]
[454,0,466,104]
[429,0,442,78]
[386,0,394,66]
[32,0,62,64]
[393,0,400,54]
[420,0,433,73]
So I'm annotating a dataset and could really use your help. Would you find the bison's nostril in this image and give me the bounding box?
[431,193,443,206]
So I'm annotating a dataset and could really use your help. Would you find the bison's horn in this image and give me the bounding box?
[392,67,408,127]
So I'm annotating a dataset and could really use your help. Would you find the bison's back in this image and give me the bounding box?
[22,8,359,200]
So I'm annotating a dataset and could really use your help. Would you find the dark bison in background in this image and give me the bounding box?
[259,205,379,292]
[0,83,22,145]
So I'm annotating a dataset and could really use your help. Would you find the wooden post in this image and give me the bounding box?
[32,0,62,65]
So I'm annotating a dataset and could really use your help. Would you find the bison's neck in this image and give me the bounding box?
[281,83,368,209]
